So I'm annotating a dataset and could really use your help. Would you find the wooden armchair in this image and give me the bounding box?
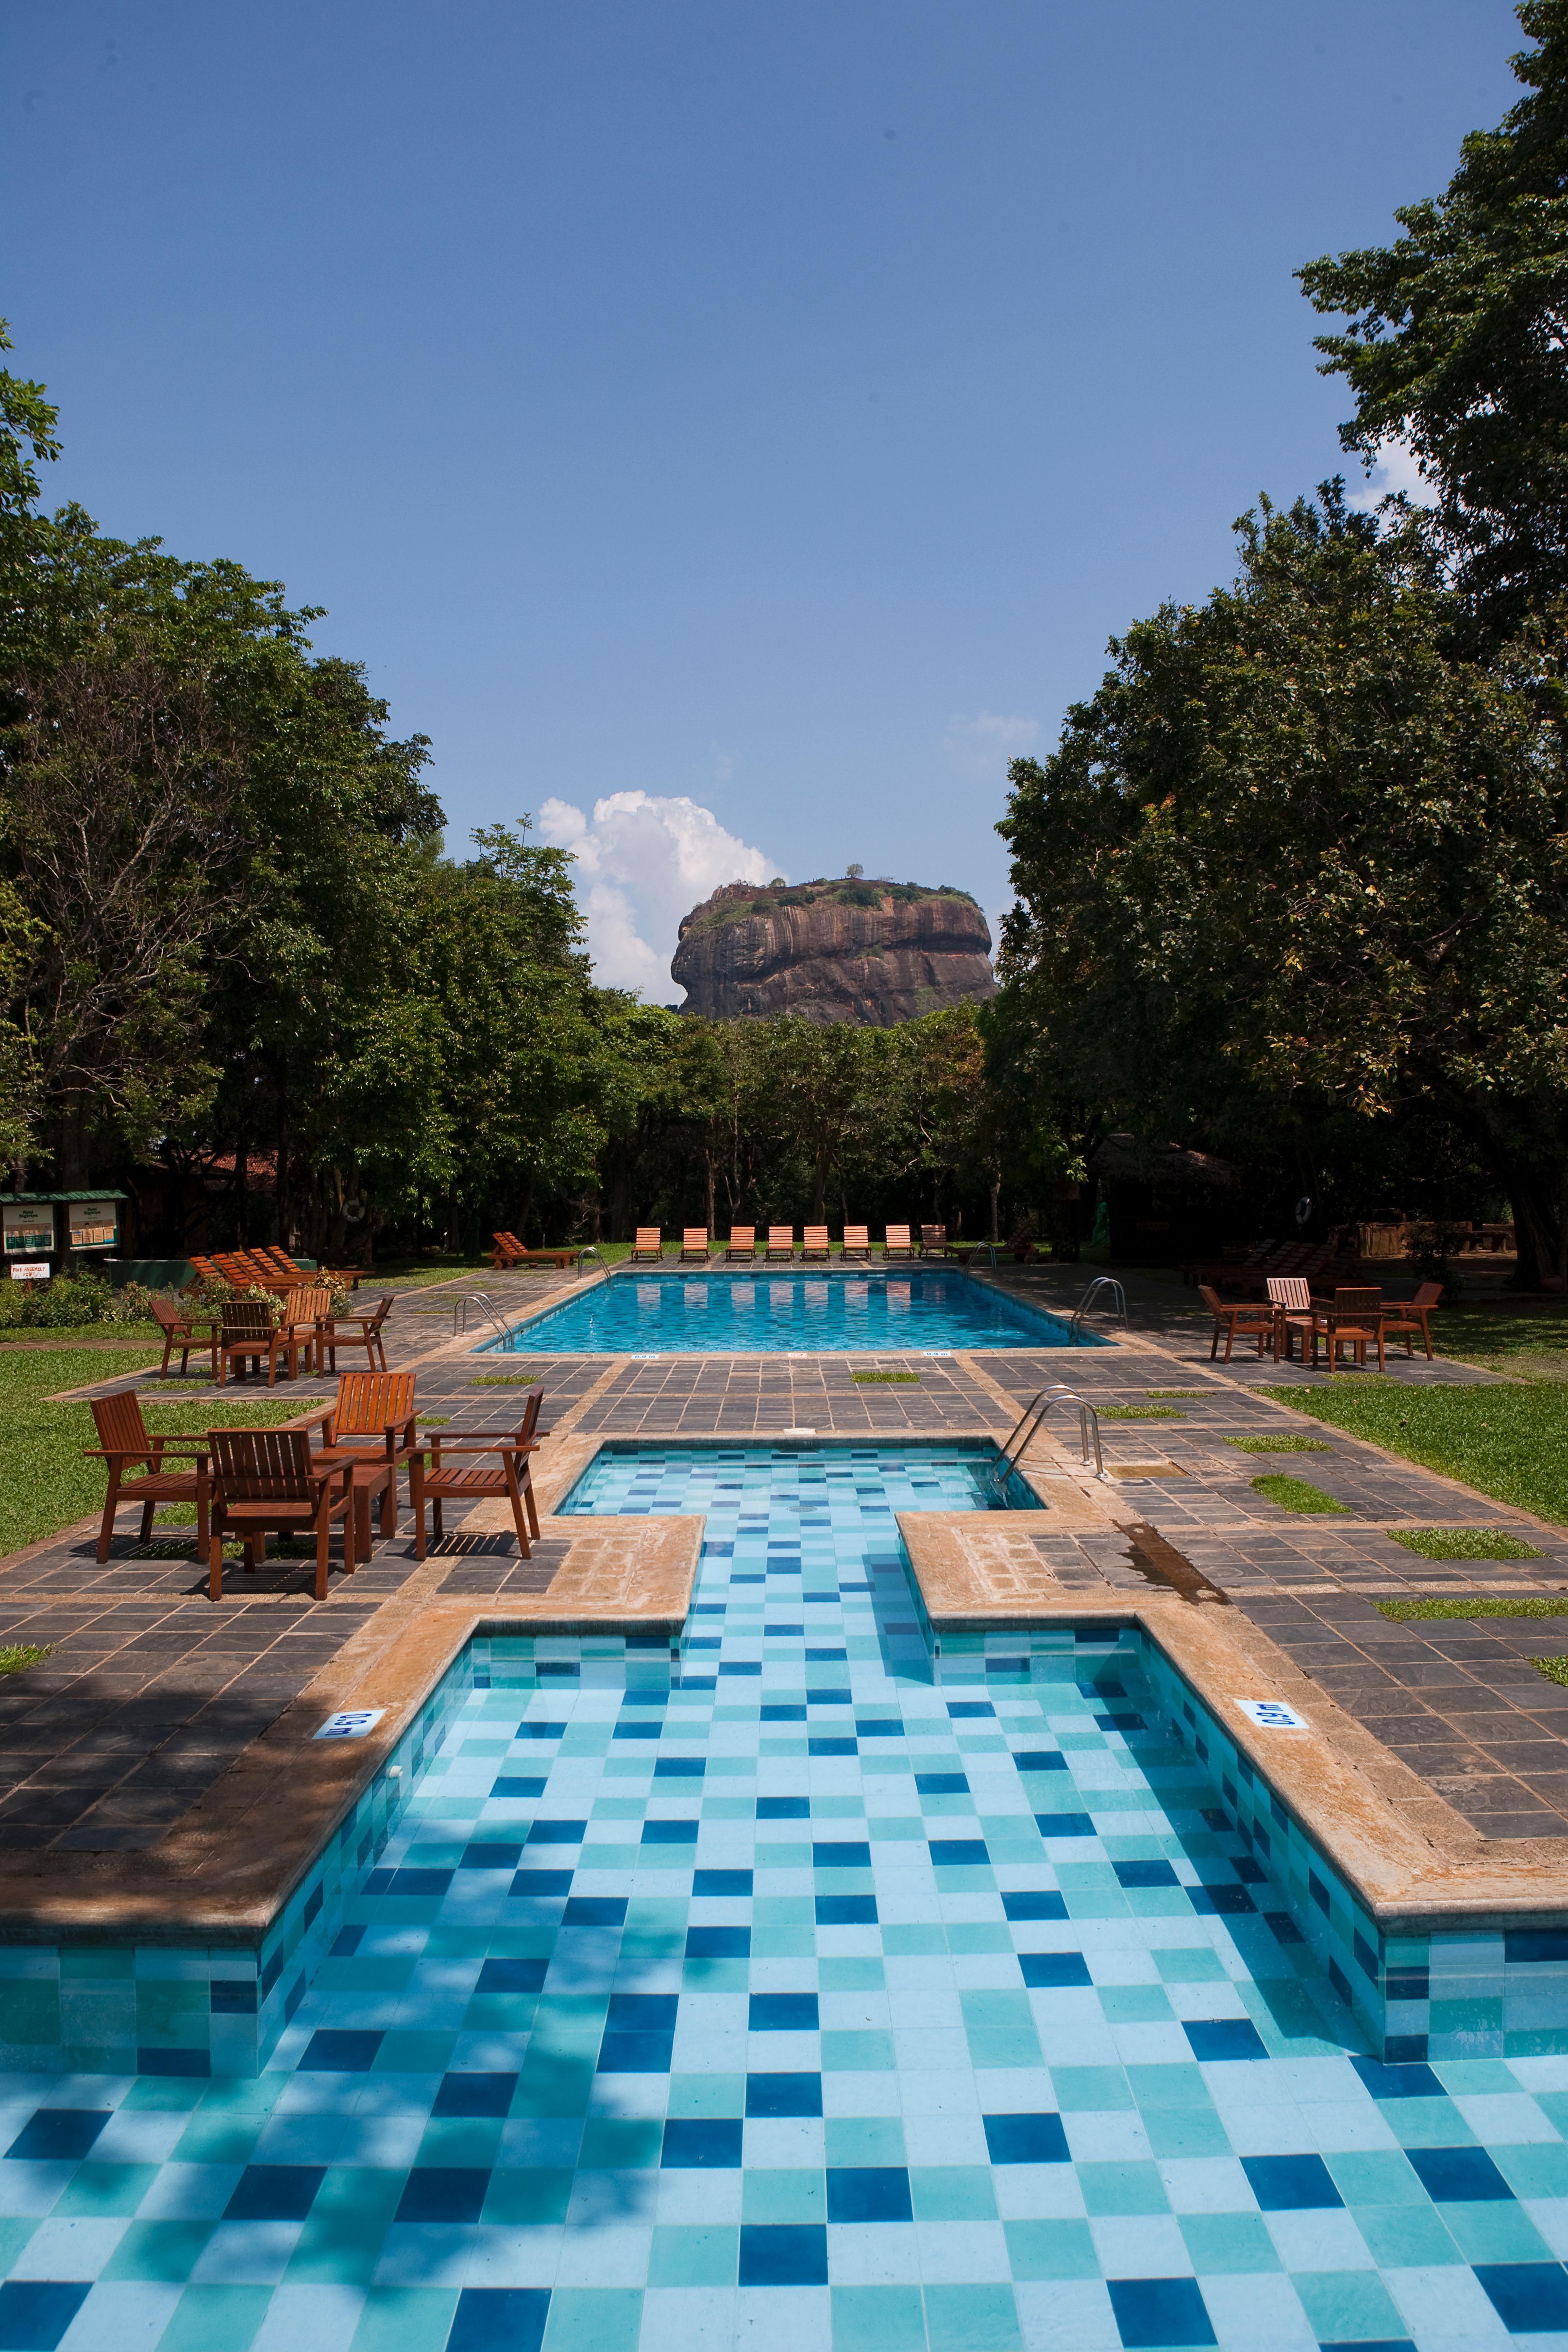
[410,1389,545,1560]
[1197,1283,1276,1362]
[631,1227,663,1262]
[765,1227,797,1260]
[680,1228,710,1262]
[724,1226,757,1261]
[265,1286,330,1385]
[316,1295,394,1375]
[151,1296,219,1380]
[801,1226,831,1260]
[85,1393,211,1563]
[1265,1277,1313,1364]
[301,1371,419,1553]
[840,1224,871,1261]
[1311,1287,1385,1373]
[206,1428,355,1602]
[217,1300,274,1387]
[1382,1281,1442,1360]
[882,1225,915,1260]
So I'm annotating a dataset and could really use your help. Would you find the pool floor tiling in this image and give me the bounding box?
[5,1455,1568,2350]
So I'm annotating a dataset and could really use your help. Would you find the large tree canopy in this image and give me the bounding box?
[1300,0,1568,635]
[996,488,1568,1283]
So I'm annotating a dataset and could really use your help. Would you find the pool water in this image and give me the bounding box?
[488,1270,1093,1355]
[1,1449,1566,2350]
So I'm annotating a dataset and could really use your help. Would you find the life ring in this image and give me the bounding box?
[1294,1196,1312,1227]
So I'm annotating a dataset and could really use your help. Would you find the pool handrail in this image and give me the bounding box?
[991,1381,1105,1497]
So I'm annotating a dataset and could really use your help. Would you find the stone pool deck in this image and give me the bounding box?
[0,1263,1564,1948]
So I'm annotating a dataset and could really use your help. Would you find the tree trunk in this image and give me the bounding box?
[989,1179,1001,1244]
[1504,1169,1568,1291]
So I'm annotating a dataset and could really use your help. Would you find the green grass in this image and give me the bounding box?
[852,1372,920,1384]
[1378,1594,1567,1620]
[1428,1301,1568,1383]
[0,1644,51,1676]
[1249,1472,1350,1515]
[1146,1389,1213,1399]
[1533,1655,1568,1688]
[1262,1378,1568,1526]
[1386,1527,1544,1560]
[1227,1433,1334,1454]
[0,1346,325,1556]
[471,1371,544,1386]
[1098,1404,1184,1420]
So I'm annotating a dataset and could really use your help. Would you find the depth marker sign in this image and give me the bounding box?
[1235,1698,1309,1732]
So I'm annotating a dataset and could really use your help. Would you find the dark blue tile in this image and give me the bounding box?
[1113,1860,1179,1889]
[209,1981,257,2015]
[384,1869,453,1897]
[1002,1892,1069,1922]
[394,2167,490,2223]
[746,2072,823,2118]
[806,1687,851,1705]
[224,2165,325,2221]
[719,1662,762,1677]
[1473,2265,1568,2334]
[826,2167,912,2222]
[947,1702,995,1719]
[514,1722,567,1741]
[761,1705,808,1722]
[492,1776,547,1797]
[1384,2034,1430,2064]
[433,2074,517,2118]
[476,1958,548,1995]
[330,1926,364,1958]
[1106,2275,1217,2348]
[1242,2153,1344,2210]
[687,1926,750,1959]
[1184,2020,1267,2062]
[1386,1969,1430,2003]
[1012,1752,1067,1773]
[0,2282,90,2351]
[299,2030,384,2074]
[608,1994,679,2031]
[915,1774,969,1796]
[5,2109,110,2163]
[1036,1814,1096,1839]
[1407,2147,1515,2202]
[611,1723,663,1739]
[460,1843,523,1871]
[1505,1930,1568,1964]
[750,1994,819,2031]
[656,1759,706,1778]
[563,1897,627,1927]
[693,1869,754,1897]
[448,2287,551,2352]
[1349,2055,1445,2099]
[739,2225,828,2286]
[855,1721,904,1739]
[527,1821,587,1844]
[808,1737,857,1757]
[984,2112,1070,2165]
[1095,1713,1146,1732]
[813,1842,871,1869]
[597,2033,674,2074]
[642,1821,699,1846]
[806,1647,847,1661]
[1019,1953,1092,1990]
[815,1894,877,1926]
[662,2118,743,2168]
[509,1870,573,1898]
[930,1840,990,1868]
[1313,2342,1412,2352]
[1189,1885,1256,1916]
[136,2049,209,2078]
[758,1797,810,1820]
[1265,1912,1306,1946]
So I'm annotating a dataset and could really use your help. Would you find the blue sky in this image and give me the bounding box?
[1,0,1522,994]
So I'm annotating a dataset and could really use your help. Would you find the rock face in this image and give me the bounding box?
[672,877,996,1025]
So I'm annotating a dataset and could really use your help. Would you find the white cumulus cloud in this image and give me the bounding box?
[1348,436,1439,514]
[538,790,780,998]
[945,710,1039,754]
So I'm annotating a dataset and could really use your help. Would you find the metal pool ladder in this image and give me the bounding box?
[990,1381,1105,1501]
[574,1245,610,1279]
[1068,1275,1127,1338]
[451,1290,519,1342]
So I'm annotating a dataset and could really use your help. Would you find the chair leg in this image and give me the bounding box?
[410,1463,427,1561]
[504,1455,531,1557]
[523,1473,540,1541]
[96,1470,120,1564]
[209,1519,225,1603]
[316,1502,331,1602]
[1210,1326,1220,1360]
[195,1479,209,1559]
[139,1501,155,1542]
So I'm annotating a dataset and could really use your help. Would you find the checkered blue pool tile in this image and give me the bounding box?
[0,1445,1565,2349]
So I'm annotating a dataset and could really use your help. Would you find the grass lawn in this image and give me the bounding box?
[1434,1300,1568,1382]
[1249,1472,1349,1516]
[1265,1377,1568,1527]
[0,1346,325,1557]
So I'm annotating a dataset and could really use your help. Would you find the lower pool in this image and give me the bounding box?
[485,1269,1096,1354]
[3,1450,1564,2347]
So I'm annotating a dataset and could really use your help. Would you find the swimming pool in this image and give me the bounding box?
[14,1442,1562,2347]
[487,1269,1096,1354]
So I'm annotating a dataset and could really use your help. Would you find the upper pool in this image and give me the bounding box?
[484,1268,1100,1354]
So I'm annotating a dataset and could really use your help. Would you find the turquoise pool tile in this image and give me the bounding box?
[347,2286,458,2352]
[1002,2218,1100,2279]
[829,2283,927,2350]
[1178,2210,1281,2270]
[1076,2160,1170,2216]
[156,2283,275,2351]
[647,2224,739,2285]
[1288,2265,1409,2343]
[1351,2199,1464,2267]
[922,2281,1022,2350]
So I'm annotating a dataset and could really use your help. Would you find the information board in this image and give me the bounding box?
[2,1204,53,1258]
[67,1200,118,1251]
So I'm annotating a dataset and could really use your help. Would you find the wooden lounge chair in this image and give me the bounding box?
[1197,1283,1276,1363]
[86,1393,212,1563]
[882,1225,915,1260]
[840,1225,870,1262]
[681,1228,710,1262]
[1310,1287,1384,1373]
[490,1231,528,1269]
[765,1227,797,1261]
[206,1427,355,1603]
[1382,1281,1442,1360]
[631,1228,664,1263]
[724,1227,757,1261]
[801,1226,831,1261]
[150,1296,219,1380]
[410,1391,544,1560]
[919,1225,947,1259]
[187,1254,224,1286]
[302,1372,420,1554]
[316,1295,394,1375]
[217,1300,274,1386]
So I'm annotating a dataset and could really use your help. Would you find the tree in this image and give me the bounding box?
[1299,1,1568,636]
[996,487,1568,1285]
